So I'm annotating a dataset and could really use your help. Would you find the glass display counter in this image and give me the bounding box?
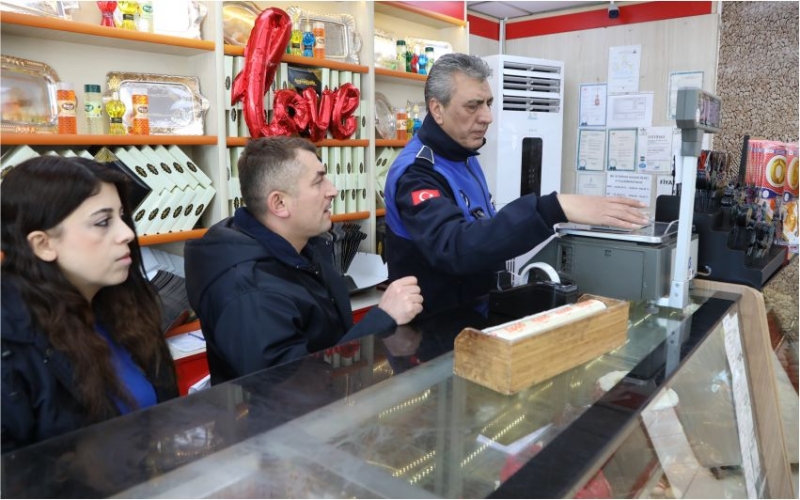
[1,290,785,498]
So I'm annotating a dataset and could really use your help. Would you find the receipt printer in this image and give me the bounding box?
[533,226,699,302]
[489,263,578,322]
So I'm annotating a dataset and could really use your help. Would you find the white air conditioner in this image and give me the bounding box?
[481,55,565,210]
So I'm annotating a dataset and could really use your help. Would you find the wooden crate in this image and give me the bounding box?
[453,294,629,395]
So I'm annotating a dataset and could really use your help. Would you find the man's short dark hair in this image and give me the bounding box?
[424,53,492,110]
[237,136,318,217]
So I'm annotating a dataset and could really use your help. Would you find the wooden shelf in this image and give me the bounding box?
[223,45,369,73]
[226,137,369,148]
[376,208,386,217]
[375,67,428,83]
[165,319,201,339]
[139,228,207,246]
[375,2,468,28]
[0,134,218,147]
[332,211,370,222]
[376,139,410,147]
[0,12,214,55]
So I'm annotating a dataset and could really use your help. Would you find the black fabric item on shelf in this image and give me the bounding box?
[149,270,191,334]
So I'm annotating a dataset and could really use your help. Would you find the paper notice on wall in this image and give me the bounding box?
[608,45,641,94]
[577,172,606,196]
[656,175,675,198]
[606,172,653,206]
[607,93,653,129]
[636,126,675,173]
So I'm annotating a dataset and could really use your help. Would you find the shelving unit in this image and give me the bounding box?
[0,2,468,253]
[0,134,217,146]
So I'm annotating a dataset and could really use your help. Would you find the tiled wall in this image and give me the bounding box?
[716,2,798,336]
[716,1,799,176]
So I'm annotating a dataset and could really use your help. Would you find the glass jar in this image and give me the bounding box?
[56,82,77,134]
[395,40,407,72]
[312,21,325,59]
[83,84,104,135]
[131,90,150,135]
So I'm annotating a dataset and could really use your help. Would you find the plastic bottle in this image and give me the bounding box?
[312,21,325,59]
[425,46,435,74]
[83,84,104,135]
[118,1,139,30]
[302,19,315,58]
[56,83,77,134]
[395,40,407,72]
[137,1,153,33]
[97,1,117,28]
[289,13,302,55]
[106,91,126,135]
[131,90,150,135]
[418,50,428,76]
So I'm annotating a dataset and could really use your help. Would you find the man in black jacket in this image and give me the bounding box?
[185,137,423,384]
[384,53,650,315]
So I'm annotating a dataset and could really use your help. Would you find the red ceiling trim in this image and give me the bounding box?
[505,1,712,39]
[468,13,500,40]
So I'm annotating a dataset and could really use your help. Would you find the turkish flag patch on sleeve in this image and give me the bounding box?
[411,189,441,205]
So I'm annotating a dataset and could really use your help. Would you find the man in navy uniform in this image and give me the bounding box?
[384,53,649,316]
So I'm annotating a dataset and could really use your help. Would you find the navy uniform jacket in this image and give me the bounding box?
[1,277,178,453]
[384,115,568,315]
[184,208,397,385]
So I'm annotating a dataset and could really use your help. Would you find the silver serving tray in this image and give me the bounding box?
[285,5,362,64]
[1,54,59,134]
[106,72,209,136]
[0,0,67,18]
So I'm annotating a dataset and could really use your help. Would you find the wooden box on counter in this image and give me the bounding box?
[453,294,629,395]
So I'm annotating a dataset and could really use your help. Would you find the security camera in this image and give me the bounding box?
[608,1,620,19]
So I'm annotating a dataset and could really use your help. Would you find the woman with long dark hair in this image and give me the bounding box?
[1,156,178,453]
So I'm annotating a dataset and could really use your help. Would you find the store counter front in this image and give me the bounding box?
[1,290,782,498]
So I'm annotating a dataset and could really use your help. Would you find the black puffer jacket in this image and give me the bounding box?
[1,278,178,454]
[184,208,396,385]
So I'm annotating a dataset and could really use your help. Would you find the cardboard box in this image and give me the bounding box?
[453,294,629,395]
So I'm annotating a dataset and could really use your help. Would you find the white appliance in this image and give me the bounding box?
[481,55,565,210]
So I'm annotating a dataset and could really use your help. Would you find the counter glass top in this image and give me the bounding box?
[2,291,746,498]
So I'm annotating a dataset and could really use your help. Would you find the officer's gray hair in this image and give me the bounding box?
[424,53,492,110]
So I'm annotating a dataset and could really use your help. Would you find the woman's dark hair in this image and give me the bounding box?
[1,156,176,421]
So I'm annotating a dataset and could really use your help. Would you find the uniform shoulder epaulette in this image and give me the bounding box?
[415,145,435,165]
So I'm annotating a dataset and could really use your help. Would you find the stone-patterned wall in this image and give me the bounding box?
[716,2,799,175]
[717,2,799,339]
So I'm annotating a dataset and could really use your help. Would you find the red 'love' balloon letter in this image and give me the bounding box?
[329,83,360,140]
[231,8,291,138]
[269,89,310,136]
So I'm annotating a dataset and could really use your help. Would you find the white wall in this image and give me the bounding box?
[502,14,720,195]
[469,34,500,57]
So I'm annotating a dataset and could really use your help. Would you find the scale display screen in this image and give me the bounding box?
[675,87,722,133]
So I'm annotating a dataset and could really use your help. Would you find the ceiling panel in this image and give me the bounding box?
[467,1,607,20]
